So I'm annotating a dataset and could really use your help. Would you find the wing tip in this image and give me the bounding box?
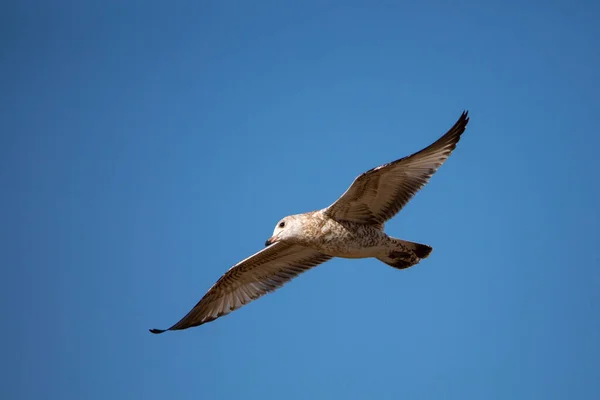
[149,317,212,335]
[445,110,470,142]
[459,109,470,125]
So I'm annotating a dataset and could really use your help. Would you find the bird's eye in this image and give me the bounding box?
[279,222,285,228]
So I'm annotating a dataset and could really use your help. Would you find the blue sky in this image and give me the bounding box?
[2,1,599,399]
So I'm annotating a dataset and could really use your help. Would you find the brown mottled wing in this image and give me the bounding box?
[149,242,331,333]
[324,111,469,225]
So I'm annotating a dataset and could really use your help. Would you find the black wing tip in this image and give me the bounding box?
[447,110,470,139]
[149,319,210,335]
[459,110,470,125]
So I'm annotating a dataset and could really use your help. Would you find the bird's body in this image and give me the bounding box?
[279,211,389,258]
[150,111,470,334]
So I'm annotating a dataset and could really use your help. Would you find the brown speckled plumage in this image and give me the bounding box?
[150,111,470,334]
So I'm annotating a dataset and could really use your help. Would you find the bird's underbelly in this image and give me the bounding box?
[306,222,389,258]
[323,244,381,258]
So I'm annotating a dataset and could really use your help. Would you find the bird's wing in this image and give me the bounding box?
[150,242,332,333]
[324,111,469,225]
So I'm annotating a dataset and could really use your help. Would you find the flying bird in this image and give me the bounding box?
[150,111,470,334]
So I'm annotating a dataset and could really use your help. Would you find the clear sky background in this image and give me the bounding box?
[2,1,599,399]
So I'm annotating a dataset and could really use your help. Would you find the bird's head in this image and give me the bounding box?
[265,215,302,246]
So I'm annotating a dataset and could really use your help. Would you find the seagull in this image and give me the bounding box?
[150,111,470,334]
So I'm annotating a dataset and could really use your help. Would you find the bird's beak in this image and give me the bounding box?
[265,236,276,247]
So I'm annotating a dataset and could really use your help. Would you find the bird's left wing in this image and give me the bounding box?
[150,242,331,333]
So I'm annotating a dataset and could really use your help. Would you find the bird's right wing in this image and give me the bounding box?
[324,111,469,225]
[150,242,332,333]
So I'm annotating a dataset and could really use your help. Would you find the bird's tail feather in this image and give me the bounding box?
[376,239,432,270]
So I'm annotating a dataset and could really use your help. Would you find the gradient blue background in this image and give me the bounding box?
[2,1,599,399]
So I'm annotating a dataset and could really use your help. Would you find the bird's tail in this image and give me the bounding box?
[376,238,432,270]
